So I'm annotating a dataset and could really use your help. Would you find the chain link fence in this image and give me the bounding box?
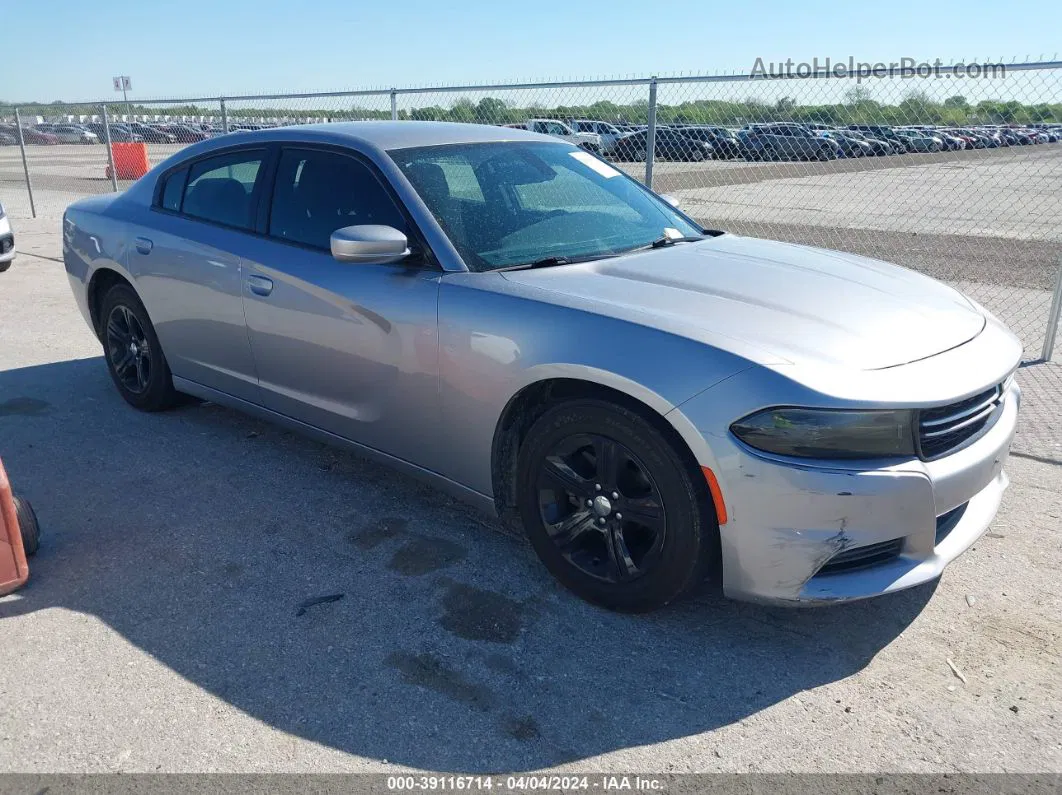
[2,61,1060,456]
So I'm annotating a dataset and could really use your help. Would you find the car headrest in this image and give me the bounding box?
[404,162,450,203]
[184,178,250,226]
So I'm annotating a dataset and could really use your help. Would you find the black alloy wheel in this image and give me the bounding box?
[518,400,719,611]
[535,432,667,585]
[99,284,181,411]
[106,304,152,395]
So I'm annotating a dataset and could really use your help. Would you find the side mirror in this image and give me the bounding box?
[330,225,410,264]
[659,194,682,210]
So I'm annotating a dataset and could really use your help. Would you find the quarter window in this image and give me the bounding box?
[159,166,188,212]
[268,148,406,251]
[182,151,263,229]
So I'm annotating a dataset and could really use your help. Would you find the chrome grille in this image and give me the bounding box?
[918,383,1005,460]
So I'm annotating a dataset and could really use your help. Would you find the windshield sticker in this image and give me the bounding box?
[569,150,621,178]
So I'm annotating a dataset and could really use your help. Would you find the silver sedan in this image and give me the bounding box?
[62,122,1021,611]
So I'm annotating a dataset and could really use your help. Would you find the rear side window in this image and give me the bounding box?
[159,167,188,212]
[181,151,264,230]
[268,148,406,251]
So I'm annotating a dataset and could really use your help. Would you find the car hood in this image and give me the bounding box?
[501,235,985,371]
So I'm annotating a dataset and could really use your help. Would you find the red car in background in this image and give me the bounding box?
[0,124,59,145]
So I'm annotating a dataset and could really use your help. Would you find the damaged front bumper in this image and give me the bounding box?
[710,380,1019,605]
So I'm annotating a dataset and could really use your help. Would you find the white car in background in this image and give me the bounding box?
[0,202,15,272]
[572,119,624,155]
[506,119,602,152]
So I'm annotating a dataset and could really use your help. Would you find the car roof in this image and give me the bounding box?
[198,120,558,151]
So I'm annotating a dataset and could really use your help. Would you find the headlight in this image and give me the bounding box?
[730,407,916,459]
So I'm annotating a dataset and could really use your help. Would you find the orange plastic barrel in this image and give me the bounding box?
[0,459,29,596]
[106,142,150,180]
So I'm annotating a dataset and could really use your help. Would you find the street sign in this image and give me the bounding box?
[112,76,132,92]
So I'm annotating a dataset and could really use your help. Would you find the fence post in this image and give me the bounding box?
[1042,257,1062,361]
[220,98,229,134]
[13,108,36,219]
[390,89,398,121]
[645,77,658,189]
[101,104,118,193]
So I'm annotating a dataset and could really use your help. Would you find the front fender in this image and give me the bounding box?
[436,275,752,498]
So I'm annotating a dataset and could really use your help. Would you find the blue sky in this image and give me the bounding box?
[9,0,1060,101]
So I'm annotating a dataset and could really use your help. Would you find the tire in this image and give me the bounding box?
[13,495,39,556]
[100,284,181,411]
[516,399,718,612]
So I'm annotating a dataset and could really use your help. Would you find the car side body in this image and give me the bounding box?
[63,122,1021,608]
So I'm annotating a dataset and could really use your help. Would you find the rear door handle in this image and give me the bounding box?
[134,236,153,255]
[247,275,273,297]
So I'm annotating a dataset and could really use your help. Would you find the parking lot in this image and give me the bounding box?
[1,184,1061,773]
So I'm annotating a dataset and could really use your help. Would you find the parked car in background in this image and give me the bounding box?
[126,122,177,143]
[673,126,743,159]
[62,121,1022,611]
[612,128,714,161]
[83,123,143,143]
[37,123,99,144]
[840,129,897,156]
[894,129,943,153]
[572,120,624,155]
[0,132,16,146]
[154,123,209,143]
[931,130,967,151]
[847,124,912,153]
[0,201,14,272]
[742,123,841,160]
[505,119,602,152]
[941,129,978,149]
[0,125,59,145]
[820,130,873,157]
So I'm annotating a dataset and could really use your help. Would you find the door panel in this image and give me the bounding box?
[238,145,443,467]
[126,210,261,403]
[240,241,442,465]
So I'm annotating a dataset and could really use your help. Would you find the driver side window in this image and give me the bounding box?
[268,148,406,251]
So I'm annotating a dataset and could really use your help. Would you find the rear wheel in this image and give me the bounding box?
[517,400,718,612]
[100,284,181,411]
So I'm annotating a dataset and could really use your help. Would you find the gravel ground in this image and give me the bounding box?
[0,224,1059,774]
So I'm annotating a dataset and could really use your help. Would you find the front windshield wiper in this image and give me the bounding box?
[494,253,616,272]
[649,233,709,249]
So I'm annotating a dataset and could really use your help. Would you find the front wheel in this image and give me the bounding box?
[517,400,718,612]
[100,284,181,411]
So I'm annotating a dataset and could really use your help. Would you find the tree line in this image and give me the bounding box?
[4,91,1060,126]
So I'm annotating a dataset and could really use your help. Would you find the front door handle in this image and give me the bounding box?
[247,275,273,297]
[134,236,153,255]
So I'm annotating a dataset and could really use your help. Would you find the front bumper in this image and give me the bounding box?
[687,379,1020,605]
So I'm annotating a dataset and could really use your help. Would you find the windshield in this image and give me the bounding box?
[392,141,703,271]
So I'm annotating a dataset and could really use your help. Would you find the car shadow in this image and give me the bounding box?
[0,357,935,772]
